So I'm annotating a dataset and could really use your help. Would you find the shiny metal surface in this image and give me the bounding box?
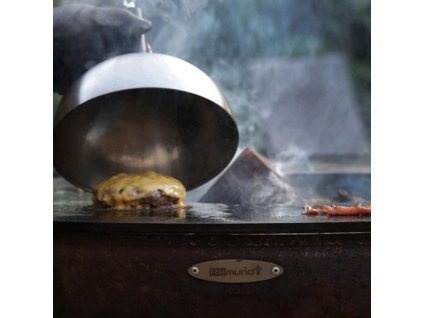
[53,177,371,234]
[54,53,239,191]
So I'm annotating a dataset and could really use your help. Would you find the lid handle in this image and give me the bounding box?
[123,0,152,53]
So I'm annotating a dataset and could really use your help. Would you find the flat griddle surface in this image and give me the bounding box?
[54,178,370,235]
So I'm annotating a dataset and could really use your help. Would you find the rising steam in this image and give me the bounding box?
[55,0,370,202]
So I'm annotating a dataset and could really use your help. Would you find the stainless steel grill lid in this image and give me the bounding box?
[53,52,239,191]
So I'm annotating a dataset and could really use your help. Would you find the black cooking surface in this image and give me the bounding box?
[54,178,370,235]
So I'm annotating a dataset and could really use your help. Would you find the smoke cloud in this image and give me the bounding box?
[55,0,369,155]
[55,0,370,199]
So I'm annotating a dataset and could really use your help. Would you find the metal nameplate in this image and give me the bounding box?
[188,259,283,283]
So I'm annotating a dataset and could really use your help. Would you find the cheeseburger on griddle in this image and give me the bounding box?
[93,171,186,210]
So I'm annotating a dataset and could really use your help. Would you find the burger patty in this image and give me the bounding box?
[92,171,186,210]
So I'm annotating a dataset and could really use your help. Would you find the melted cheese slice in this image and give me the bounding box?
[93,171,186,210]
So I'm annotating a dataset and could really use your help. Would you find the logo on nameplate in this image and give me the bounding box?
[188,259,283,283]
